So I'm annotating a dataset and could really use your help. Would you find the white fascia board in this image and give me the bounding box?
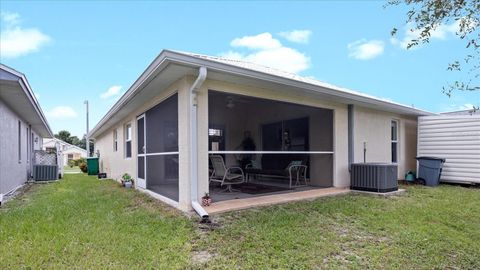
[0,64,53,137]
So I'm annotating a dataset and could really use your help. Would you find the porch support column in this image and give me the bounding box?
[348,104,354,170]
[334,105,350,187]
[177,77,192,211]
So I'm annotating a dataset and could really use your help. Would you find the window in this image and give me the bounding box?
[125,124,132,158]
[113,129,118,152]
[18,121,21,163]
[208,128,223,136]
[391,120,398,163]
[26,127,29,164]
[68,153,74,161]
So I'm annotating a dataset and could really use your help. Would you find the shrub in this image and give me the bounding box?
[79,162,87,173]
[122,173,132,181]
[74,157,86,167]
[68,159,75,168]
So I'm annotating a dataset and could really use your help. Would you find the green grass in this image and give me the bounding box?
[0,174,193,269]
[63,166,80,172]
[197,185,480,269]
[1,174,479,269]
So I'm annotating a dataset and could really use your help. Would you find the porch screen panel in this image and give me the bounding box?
[145,94,179,201]
[146,154,179,201]
[137,117,144,154]
[146,94,178,153]
[138,156,145,180]
[208,91,334,188]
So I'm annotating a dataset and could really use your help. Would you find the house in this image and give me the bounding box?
[418,114,480,184]
[43,138,88,167]
[89,50,432,215]
[0,64,53,202]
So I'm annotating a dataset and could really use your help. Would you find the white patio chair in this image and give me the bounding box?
[209,155,245,192]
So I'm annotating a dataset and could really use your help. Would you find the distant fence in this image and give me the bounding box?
[34,150,57,166]
[33,150,58,181]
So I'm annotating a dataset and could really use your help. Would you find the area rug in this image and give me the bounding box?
[237,182,290,194]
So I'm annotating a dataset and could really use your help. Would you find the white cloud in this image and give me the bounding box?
[0,11,51,58]
[1,11,20,26]
[46,106,78,119]
[347,39,385,60]
[279,30,312,44]
[391,21,463,50]
[221,32,310,74]
[100,85,122,99]
[231,33,282,50]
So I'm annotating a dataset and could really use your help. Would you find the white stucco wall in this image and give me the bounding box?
[0,99,42,195]
[353,106,417,179]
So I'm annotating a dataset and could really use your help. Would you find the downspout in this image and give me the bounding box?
[189,66,209,221]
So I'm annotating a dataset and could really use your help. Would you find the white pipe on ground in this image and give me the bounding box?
[189,66,209,220]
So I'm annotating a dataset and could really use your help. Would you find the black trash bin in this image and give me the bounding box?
[416,157,446,186]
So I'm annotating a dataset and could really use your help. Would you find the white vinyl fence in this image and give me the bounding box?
[417,115,480,184]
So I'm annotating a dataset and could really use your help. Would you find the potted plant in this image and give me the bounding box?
[202,192,212,206]
[122,173,133,188]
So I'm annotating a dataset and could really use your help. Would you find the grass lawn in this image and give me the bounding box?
[63,166,81,173]
[0,174,193,269]
[1,174,479,269]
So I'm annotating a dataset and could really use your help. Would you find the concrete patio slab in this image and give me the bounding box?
[204,187,351,214]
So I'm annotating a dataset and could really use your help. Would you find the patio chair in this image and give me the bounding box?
[209,155,245,192]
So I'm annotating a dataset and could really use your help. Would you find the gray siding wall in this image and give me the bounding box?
[0,99,42,194]
[418,115,480,184]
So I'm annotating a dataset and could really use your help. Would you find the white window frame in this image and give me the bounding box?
[26,127,29,164]
[18,121,21,163]
[113,129,118,152]
[125,123,132,159]
[391,120,399,163]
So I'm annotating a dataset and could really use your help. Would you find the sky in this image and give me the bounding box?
[1,1,479,137]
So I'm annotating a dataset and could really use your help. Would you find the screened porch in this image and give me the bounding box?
[208,91,334,202]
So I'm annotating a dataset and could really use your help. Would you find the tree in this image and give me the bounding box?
[55,130,73,144]
[70,136,81,147]
[389,0,480,101]
[79,134,94,154]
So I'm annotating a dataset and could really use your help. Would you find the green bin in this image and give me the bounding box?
[86,157,99,175]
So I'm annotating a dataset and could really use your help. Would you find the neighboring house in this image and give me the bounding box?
[0,64,53,200]
[43,138,87,166]
[89,50,433,213]
[418,114,480,184]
